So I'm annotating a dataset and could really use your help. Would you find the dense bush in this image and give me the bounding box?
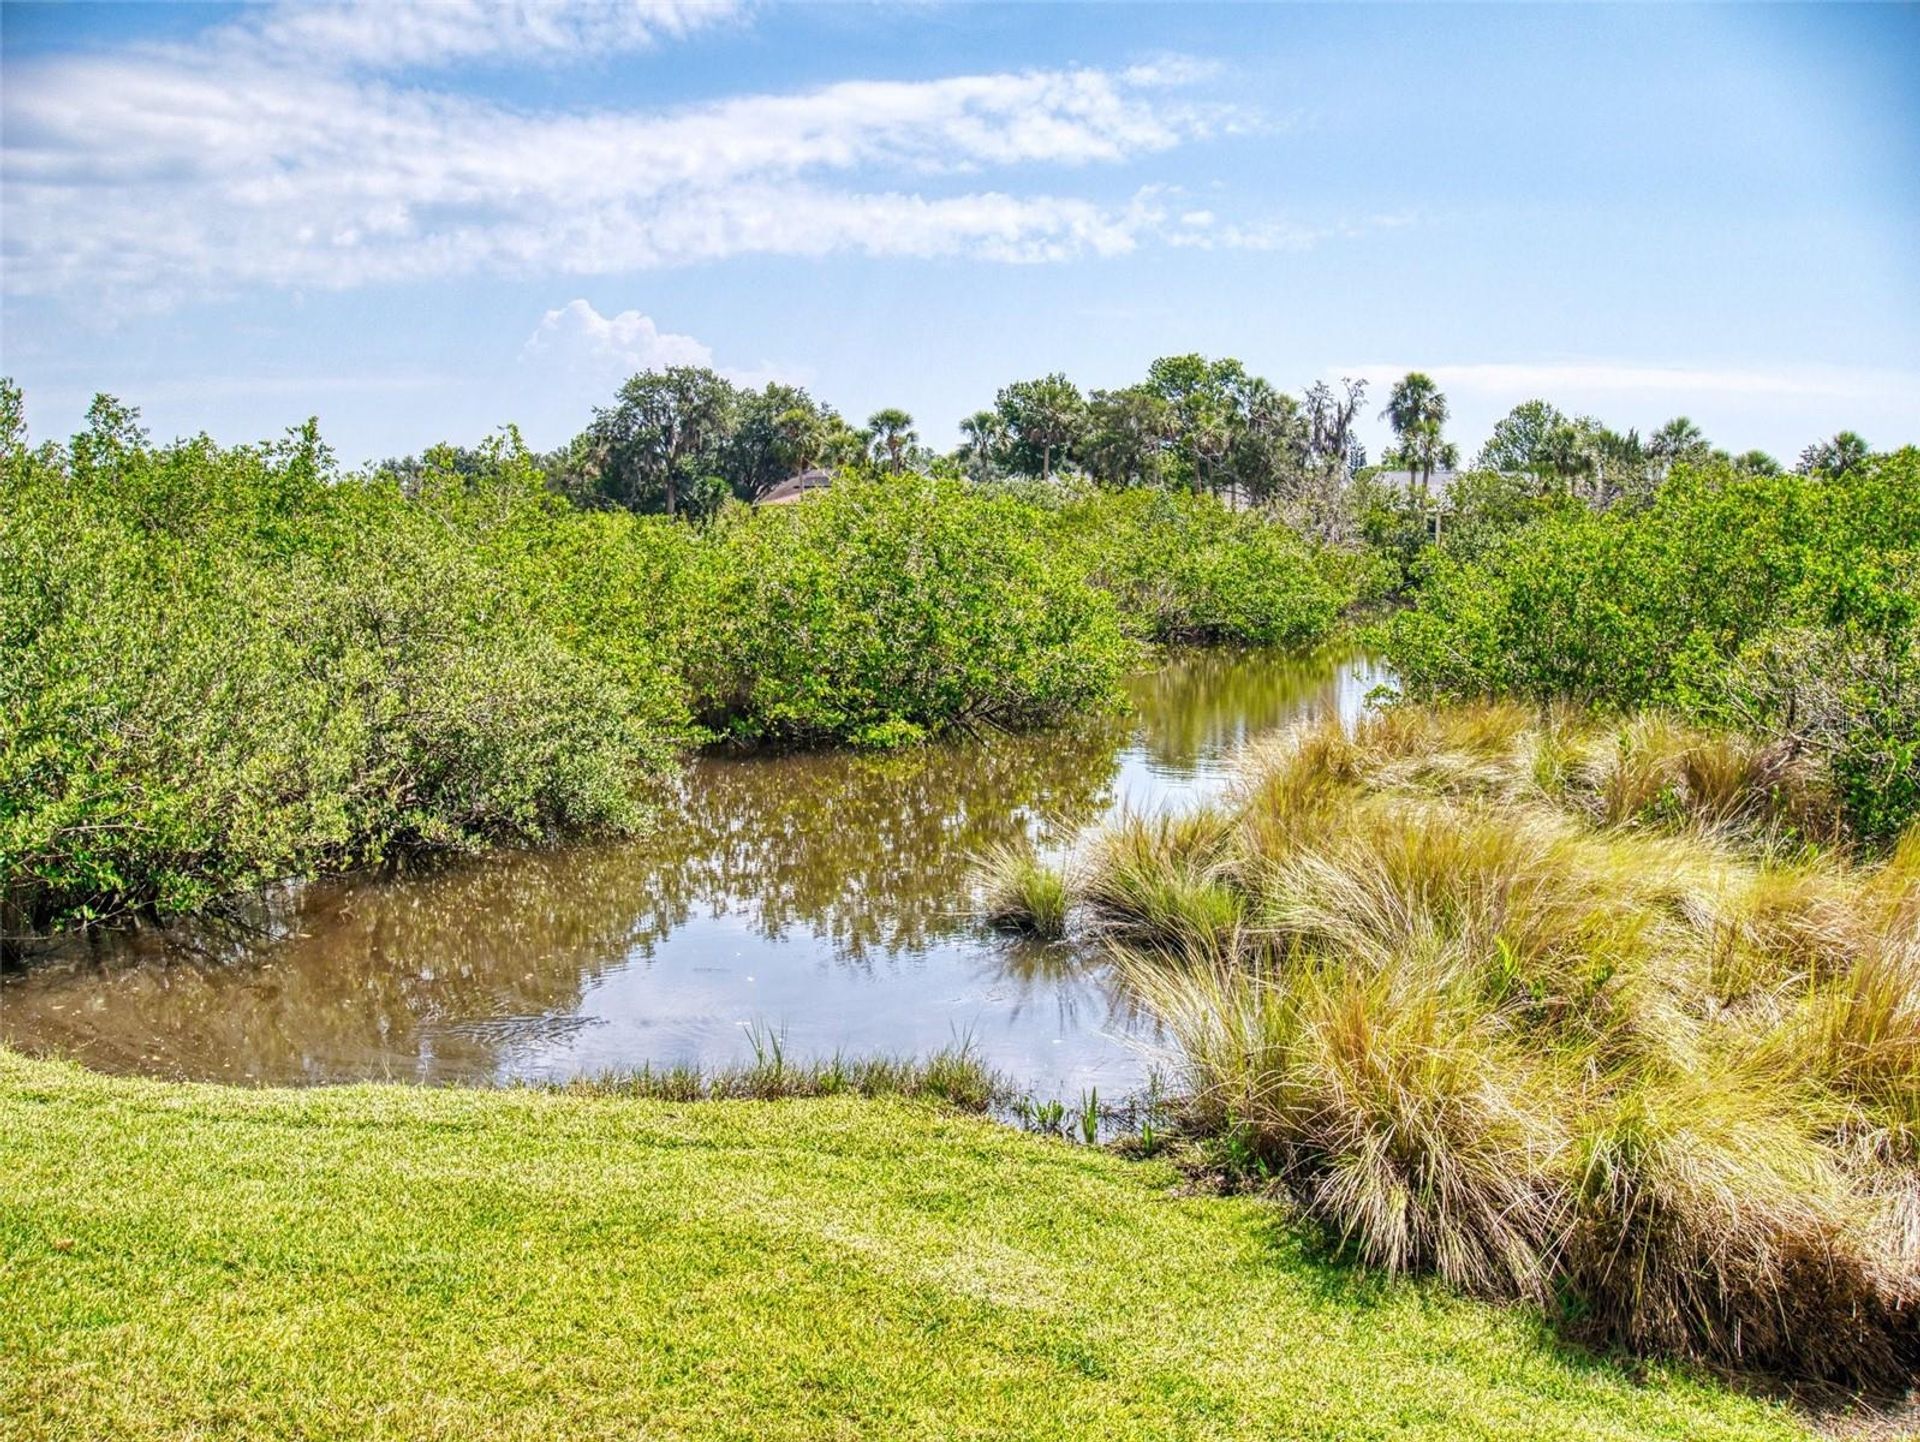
[1,409,667,932]
[693,473,1136,746]
[1381,453,1920,842]
[4,386,1362,929]
[1052,487,1356,646]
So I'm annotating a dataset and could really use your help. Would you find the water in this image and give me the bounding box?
[1,648,1389,1099]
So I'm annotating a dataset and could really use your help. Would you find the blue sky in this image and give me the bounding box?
[3,1,1916,466]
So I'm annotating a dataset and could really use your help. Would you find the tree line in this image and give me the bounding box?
[420,359,1874,553]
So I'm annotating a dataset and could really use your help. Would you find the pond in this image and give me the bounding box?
[0,648,1390,1103]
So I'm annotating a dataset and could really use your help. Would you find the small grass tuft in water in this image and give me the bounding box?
[1082,810,1242,953]
[973,841,1072,940]
[565,1033,1006,1111]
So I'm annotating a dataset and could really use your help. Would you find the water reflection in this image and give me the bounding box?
[1,648,1388,1095]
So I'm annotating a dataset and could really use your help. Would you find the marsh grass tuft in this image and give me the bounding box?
[1082,810,1242,953]
[973,841,1072,939]
[1089,704,1920,1386]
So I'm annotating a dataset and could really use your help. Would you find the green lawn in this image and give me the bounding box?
[0,1051,1810,1441]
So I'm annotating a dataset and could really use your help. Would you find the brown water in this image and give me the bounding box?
[0,648,1388,1100]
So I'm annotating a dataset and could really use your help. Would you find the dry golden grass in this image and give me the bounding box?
[1079,705,1920,1387]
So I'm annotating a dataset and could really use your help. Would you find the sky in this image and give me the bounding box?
[2,1,1917,467]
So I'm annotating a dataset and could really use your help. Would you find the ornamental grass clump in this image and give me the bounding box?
[1084,706,1920,1385]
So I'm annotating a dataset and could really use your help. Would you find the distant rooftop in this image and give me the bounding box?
[1370,468,1459,501]
[758,468,833,505]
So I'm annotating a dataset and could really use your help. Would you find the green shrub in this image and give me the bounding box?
[1,417,664,930]
[694,472,1136,744]
[1055,487,1350,646]
[1380,452,1920,841]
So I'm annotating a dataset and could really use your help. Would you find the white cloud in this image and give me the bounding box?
[1,11,1252,304]
[521,300,793,388]
[1168,210,1415,253]
[524,300,716,370]
[215,0,747,71]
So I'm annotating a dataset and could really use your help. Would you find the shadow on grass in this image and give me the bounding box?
[1231,1194,1917,1434]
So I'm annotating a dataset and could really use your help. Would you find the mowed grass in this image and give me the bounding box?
[0,1053,1810,1442]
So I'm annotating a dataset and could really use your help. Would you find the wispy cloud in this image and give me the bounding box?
[213,0,748,71]
[1,5,1254,304]
[1345,360,1919,404]
[1170,209,1416,253]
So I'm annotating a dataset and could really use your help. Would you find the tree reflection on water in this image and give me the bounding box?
[1,648,1379,1087]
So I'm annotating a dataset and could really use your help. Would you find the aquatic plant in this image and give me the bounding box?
[973,841,1072,940]
[566,1036,1005,1110]
[1012,1095,1068,1135]
[1077,1087,1101,1146]
[1081,809,1242,953]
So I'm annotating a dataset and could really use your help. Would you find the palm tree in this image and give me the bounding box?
[1380,372,1450,501]
[1650,416,1704,457]
[772,405,827,475]
[1536,420,1595,500]
[865,408,917,474]
[1796,431,1871,479]
[957,409,1004,481]
[994,374,1086,484]
[1648,416,1708,480]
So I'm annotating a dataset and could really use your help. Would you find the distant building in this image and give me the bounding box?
[757,468,833,505]
[1369,468,1459,506]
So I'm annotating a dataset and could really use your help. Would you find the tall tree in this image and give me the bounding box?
[994,374,1086,483]
[1082,385,1172,489]
[1303,378,1367,474]
[1296,377,1369,542]
[1225,376,1309,509]
[1648,416,1711,477]
[1476,399,1567,475]
[1145,354,1244,496]
[1534,418,1597,500]
[956,409,1006,482]
[1380,372,1451,500]
[720,384,841,502]
[584,366,738,517]
[865,407,917,473]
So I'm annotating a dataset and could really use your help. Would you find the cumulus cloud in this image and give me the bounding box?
[524,300,717,370]
[0,5,1253,305]
[522,300,793,388]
